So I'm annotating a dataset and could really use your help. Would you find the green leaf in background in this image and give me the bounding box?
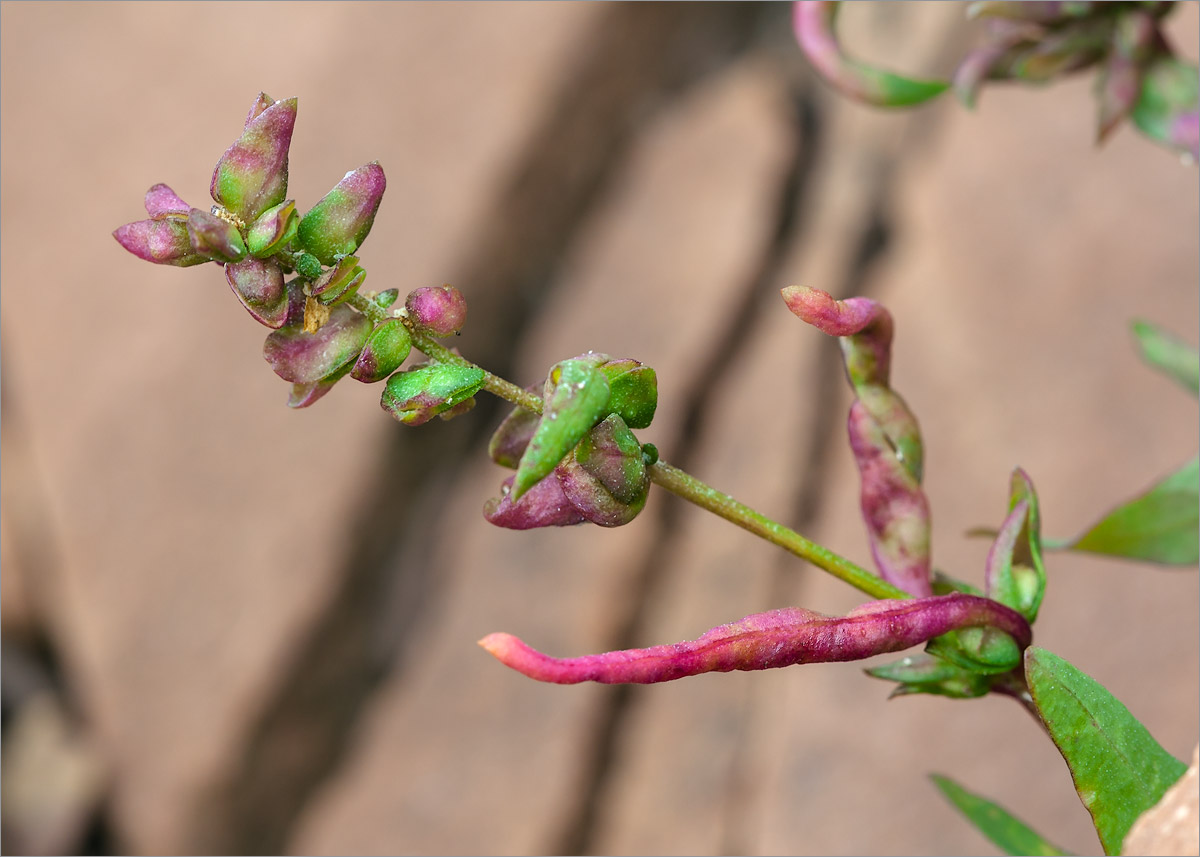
[1131,319,1200,397]
[865,653,991,699]
[930,774,1070,856]
[1025,647,1187,855]
[1129,55,1200,159]
[1046,457,1199,565]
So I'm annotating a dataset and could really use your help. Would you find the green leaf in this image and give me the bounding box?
[1131,319,1199,397]
[865,653,990,699]
[512,360,611,500]
[931,774,1070,856]
[924,626,1022,676]
[1046,457,1199,565]
[1025,647,1187,855]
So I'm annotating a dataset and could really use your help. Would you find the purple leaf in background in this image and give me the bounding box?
[793,1,949,108]
[481,593,1031,685]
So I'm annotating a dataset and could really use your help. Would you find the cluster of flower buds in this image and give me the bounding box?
[114,93,485,414]
[793,0,1199,160]
[484,353,658,529]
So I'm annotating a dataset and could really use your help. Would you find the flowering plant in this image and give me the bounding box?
[116,85,1197,855]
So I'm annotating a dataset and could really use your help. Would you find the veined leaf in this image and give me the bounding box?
[1025,648,1187,855]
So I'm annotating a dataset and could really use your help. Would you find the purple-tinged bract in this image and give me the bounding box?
[225,257,288,329]
[263,303,372,383]
[186,208,247,263]
[211,96,297,223]
[296,163,386,265]
[484,473,587,529]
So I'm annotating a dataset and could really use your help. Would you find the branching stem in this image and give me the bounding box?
[354,300,907,602]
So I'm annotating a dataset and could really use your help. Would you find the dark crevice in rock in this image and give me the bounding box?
[189,5,772,854]
[552,76,824,857]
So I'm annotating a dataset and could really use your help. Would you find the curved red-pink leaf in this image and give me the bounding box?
[480,593,1031,685]
[848,401,931,596]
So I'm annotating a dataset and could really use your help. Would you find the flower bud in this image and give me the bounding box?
[225,257,288,328]
[263,303,372,383]
[187,208,247,263]
[512,359,611,501]
[405,285,467,336]
[351,319,412,383]
[296,162,386,265]
[311,255,365,305]
[247,199,298,258]
[380,363,486,426]
[210,96,297,222]
[483,473,587,529]
[556,414,649,526]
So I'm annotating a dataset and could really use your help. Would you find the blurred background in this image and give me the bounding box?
[1,3,1196,855]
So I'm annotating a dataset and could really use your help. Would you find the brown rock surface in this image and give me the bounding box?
[1,3,1196,856]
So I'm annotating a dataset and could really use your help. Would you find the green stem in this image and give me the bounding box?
[346,290,902,601]
[647,461,909,601]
